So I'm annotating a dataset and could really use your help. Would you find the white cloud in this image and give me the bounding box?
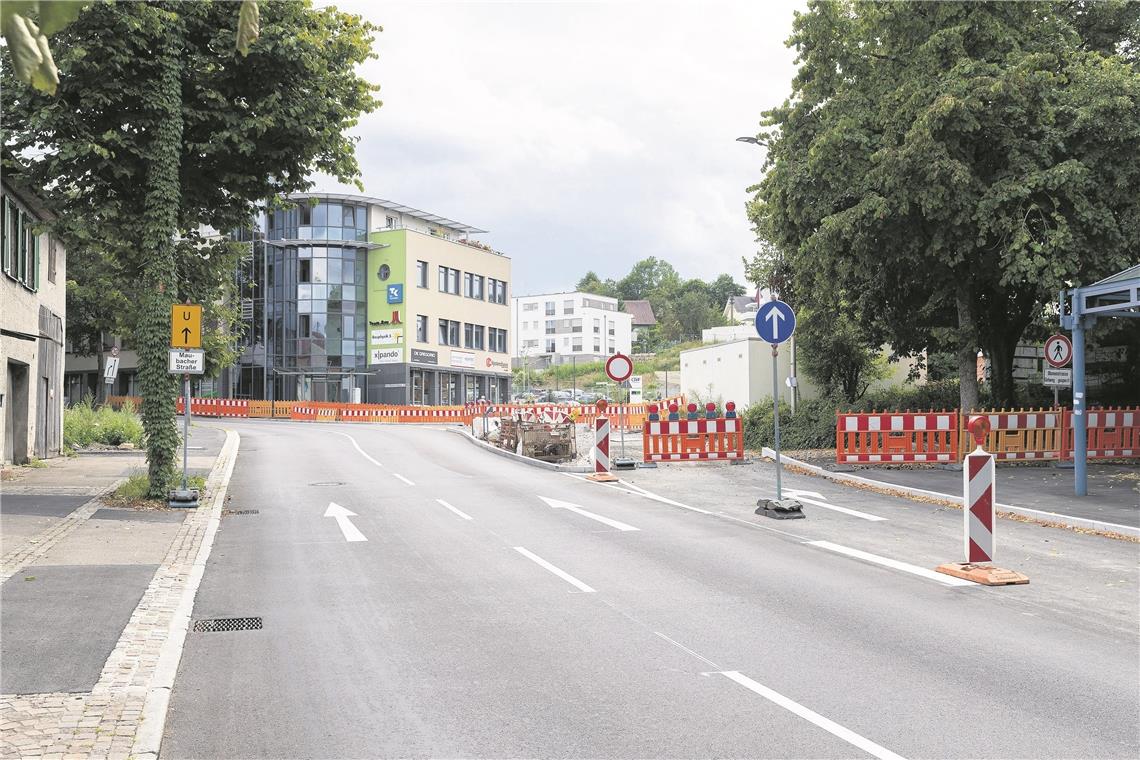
[312,0,803,294]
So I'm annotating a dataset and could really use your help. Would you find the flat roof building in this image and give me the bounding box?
[511,291,632,366]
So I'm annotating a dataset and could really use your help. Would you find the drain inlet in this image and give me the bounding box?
[193,617,263,633]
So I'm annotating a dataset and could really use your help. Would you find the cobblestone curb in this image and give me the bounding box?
[0,430,240,759]
[0,479,126,583]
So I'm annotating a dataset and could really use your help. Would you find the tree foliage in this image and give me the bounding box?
[2,0,380,495]
[747,0,1140,408]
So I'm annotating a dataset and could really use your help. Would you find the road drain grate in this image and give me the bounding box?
[193,617,262,633]
[224,509,260,515]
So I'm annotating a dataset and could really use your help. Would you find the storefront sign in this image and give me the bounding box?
[450,350,476,369]
[411,349,438,365]
[370,348,401,364]
[371,328,403,344]
[484,356,510,372]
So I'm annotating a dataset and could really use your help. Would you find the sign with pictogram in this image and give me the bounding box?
[754,299,796,345]
[605,353,633,383]
[1044,334,1072,368]
[171,304,203,349]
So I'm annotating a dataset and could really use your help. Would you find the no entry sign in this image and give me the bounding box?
[605,353,634,383]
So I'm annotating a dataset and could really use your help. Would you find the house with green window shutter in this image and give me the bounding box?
[1,175,65,465]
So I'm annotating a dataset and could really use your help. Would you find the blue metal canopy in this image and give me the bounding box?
[1059,263,1140,496]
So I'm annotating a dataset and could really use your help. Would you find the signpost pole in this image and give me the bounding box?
[772,345,782,500]
[182,373,191,493]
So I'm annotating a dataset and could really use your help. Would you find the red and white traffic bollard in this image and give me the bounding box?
[964,418,996,562]
[587,399,618,482]
[935,416,1029,586]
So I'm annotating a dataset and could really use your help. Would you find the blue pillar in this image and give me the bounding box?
[1072,309,1087,497]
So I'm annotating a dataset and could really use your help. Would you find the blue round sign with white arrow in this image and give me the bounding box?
[755,299,796,344]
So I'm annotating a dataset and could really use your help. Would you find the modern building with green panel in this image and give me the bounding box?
[232,193,511,404]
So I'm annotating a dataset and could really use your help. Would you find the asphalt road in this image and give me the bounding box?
[164,420,1140,759]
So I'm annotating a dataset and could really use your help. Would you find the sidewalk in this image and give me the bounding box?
[0,423,236,759]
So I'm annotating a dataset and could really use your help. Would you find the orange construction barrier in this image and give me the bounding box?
[643,402,743,462]
[1065,407,1139,460]
[962,409,1065,461]
[836,411,959,464]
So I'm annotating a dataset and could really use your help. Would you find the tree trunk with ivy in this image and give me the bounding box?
[138,11,184,498]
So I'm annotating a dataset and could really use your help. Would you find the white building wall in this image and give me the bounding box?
[511,292,632,362]
[680,338,821,409]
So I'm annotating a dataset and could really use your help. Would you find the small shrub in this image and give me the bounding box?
[64,396,145,449]
[114,472,206,501]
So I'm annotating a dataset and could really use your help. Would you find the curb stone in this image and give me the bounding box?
[447,428,593,473]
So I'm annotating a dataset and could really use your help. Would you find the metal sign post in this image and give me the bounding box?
[753,299,803,519]
[1044,334,1073,410]
[168,302,204,509]
[604,353,636,469]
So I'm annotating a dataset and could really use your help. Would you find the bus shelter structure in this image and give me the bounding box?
[1059,264,1140,496]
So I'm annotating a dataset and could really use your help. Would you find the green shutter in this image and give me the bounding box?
[32,233,40,291]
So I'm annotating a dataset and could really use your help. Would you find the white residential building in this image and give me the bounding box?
[511,292,632,366]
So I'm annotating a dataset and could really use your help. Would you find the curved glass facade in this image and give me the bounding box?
[267,199,369,242]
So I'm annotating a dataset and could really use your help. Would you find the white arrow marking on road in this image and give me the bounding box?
[324,502,367,542]
[764,307,784,337]
[539,496,640,531]
[785,489,886,522]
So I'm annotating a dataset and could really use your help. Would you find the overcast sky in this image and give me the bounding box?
[313,1,805,296]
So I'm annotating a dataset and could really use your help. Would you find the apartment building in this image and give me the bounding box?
[511,291,632,366]
[1,177,66,464]
[233,193,511,404]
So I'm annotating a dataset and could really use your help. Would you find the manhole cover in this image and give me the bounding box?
[193,617,262,633]
[308,481,345,487]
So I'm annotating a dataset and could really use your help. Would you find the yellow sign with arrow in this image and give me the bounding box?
[171,304,203,349]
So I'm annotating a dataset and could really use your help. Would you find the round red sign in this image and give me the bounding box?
[605,353,634,383]
[1044,334,1072,368]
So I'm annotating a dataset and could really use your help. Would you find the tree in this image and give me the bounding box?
[708,273,745,312]
[3,0,379,495]
[618,257,680,301]
[747,1,1139,409]
[575,271,620,299]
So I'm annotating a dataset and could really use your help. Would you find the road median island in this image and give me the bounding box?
[759,447,1139,542]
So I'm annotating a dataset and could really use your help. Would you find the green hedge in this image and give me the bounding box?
[741,380,982,451]
[64,397,146,448]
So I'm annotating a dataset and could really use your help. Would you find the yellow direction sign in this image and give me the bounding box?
[171,304,203,348]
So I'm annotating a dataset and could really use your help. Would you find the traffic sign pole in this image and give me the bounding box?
[772,344,782,500]
[753,299,803,519]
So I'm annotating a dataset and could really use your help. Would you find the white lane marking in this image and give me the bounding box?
[539,496,640,531]
[334,432,384,468]
[323,502,367,542]
[786,490,886,522]
[393,473,415,486]
[718,671,908,760]
[513,546,596,593]
[435,498,473,521]
[559,472,713,515]
[805,540,975,587]
[654,632,721,669]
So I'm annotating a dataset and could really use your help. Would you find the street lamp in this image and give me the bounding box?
[736,136,763,145]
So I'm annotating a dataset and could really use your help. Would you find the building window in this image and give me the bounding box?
[386,215,397,229]
[572,340,582,352]
[545,320,556,335]
[608,326,615,335]
[416,260,428,288]
[489,327,507,353]
[463,272,485,300]
[544,300,555,316]
[593,319,600,333]
[464,323,484,350]
[299,259,312,283]
[523,302,538,311]
[563,299,574,314]
[571,319,583,333]
[416,315,428,343]
[438,319,460,346]
[1,195,39,291]
[299,314,311,338]
[594,342,601,352]
[545,339,556,353]
[438,266,459,295]
[47,237,57,284]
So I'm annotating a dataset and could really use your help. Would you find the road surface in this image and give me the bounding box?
[164,420,1140,759]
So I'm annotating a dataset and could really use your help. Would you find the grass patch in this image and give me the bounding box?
[64,396,145,448]
[112,473,207,502]
[25,457,49,468]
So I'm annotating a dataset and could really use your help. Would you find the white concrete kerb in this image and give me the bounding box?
[132,428,240,760]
